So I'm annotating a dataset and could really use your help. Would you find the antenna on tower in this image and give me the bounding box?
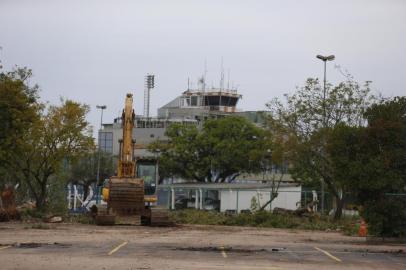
[0,46,3,70]
[220,57,224,91]
[227,69,230,90]
[203,60,207,92]
[198,76,205,91]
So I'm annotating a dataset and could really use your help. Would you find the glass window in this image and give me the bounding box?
[98,132,113,153]
[183,97,191,107]
[137,163,157,195]
[191,96,198,106]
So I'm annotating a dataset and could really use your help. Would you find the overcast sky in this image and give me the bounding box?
[1,0,405,134]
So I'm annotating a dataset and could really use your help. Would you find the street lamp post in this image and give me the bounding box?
[96,105,107,204]
[154,149,161,190]
[316,54,335,215]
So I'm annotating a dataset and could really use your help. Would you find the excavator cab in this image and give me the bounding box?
[137,159,158,204]
[136,159,157,195]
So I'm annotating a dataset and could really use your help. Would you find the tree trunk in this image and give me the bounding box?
[333,196,345,221]
[36,194,46,211]
[259,193,278,211]
[36,180,48,211]
[322,176,344,220]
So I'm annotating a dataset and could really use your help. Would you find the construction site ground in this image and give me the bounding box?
[0,222,405,270]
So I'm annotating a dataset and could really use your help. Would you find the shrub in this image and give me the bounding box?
[362,196,406,237]
[170,209,357,232]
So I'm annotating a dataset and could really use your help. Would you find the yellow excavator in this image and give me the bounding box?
[94,93,170,226]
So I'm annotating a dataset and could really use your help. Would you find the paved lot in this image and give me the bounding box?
[0,222,405,269]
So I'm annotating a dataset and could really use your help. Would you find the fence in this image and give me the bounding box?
[66,184,105,213]
[67,183,386,217]
[156,186,342,215]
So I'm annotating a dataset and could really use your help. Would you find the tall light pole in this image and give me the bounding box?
[154,148,161,189]
[144,74,155,118]
[316,54,335,215]
[96,105,106,204]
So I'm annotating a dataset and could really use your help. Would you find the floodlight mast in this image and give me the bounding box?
[144,74,155,118]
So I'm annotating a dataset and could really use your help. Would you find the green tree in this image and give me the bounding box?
[266,78,376,219]
[358,97,406,236]
[150,116,272,183]
[328,97,406,235]
[5,98,94,210]
[68,151,115,199]
[326,124,363,215]
[0,68,40,173]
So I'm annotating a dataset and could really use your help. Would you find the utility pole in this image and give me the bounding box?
[96,105,107,204]
[316,54,335,215]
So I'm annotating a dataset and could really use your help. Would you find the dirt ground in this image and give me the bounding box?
[0,222,405,270]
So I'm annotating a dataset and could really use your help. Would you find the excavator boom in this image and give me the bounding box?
[118,93,136,178]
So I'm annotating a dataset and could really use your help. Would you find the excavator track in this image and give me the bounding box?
[149,207,172,226]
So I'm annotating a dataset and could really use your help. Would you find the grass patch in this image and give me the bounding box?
[25,223,52,230]
[65,214,95,224]
[170,209,359,233]
[20,209,48,221]
[20,208,95,225]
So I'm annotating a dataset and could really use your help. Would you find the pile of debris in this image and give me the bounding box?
[0,186,20,222]
[273,200,319,217]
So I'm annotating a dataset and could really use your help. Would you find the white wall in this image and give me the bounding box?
[220,186,302,213]
[220,190,238,212]
[271,186,302,210]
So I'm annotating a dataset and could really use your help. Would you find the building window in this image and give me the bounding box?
[183,97,191,107]
[99,132,113,153]
[191,96,198,106]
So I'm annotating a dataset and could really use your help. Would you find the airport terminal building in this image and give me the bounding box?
[97,87,301,212]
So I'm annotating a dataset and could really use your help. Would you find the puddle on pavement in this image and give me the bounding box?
[174,246,268,253]
[15,242,71,249]
[343,248,404,254]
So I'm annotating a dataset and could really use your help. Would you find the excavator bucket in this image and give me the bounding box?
[108,177,145,215]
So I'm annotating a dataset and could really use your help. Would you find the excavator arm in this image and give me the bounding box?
[117,93,136,178]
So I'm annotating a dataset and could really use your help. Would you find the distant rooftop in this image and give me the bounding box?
[158,87,242,119]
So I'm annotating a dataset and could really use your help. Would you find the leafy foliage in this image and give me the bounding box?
[170,209,357,232]
[357,97,406,236]
[324,97,406,236]
[267,78,375,138]
[0,68,40,174]
[0,67,94,210]
[150,116,272,182]
[68,151,115,198]
[266,78,376,219]
[19,99,93,209]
